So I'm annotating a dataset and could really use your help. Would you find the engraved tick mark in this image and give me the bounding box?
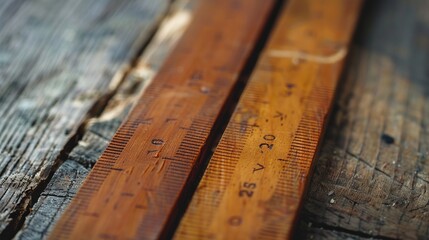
[191,71,203,80]
[147,150,157,155]
[274,111,285,121]
[137,118,152,125]
[282,83,295,96]
[111,168,124,172]
[253,163,265,173]
[121,192,134,197]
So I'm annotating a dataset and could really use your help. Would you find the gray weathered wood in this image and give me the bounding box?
[299,0,429,239]
[302,223,370,240]
[0,0,169,237]
[13,2,193,239]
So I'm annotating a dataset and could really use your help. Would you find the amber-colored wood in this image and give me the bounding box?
[174,0,362,239]
[49,0,275,239]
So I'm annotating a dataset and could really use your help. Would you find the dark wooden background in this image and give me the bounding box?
[299,0,429,239]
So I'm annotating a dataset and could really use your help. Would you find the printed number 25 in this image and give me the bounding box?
[239,182,256,198]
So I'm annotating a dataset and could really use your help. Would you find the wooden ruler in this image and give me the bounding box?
[50,0,275,239]
[51,0,363,239]
[174,0,362,239]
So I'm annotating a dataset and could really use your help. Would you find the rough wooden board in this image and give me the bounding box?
[12,2,193,239]
[299,0,429,239]
[0,0,169,237]
[303,227,373,240]
[12,161,88,240]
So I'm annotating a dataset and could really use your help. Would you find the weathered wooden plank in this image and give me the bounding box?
[13,2,193,239]
[0,0,169,237]
[300,0,429,239]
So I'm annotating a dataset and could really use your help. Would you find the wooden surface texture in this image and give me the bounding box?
[0,0,169,238]
[299,0,429,239]
[0,0,428,239]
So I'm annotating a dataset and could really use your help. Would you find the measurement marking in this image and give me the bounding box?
[110,168,124,172]
[121,192,134,197]
[81,212,99,218]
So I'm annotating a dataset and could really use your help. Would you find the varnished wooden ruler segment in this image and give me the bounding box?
[175,0,363,239]
[50,0,275,239]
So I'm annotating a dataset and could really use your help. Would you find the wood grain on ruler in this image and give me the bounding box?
[50,0,275,239]
[175,0,362,239]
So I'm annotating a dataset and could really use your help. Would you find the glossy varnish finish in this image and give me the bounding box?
[49,0,275,239]
[175,0,362,239]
